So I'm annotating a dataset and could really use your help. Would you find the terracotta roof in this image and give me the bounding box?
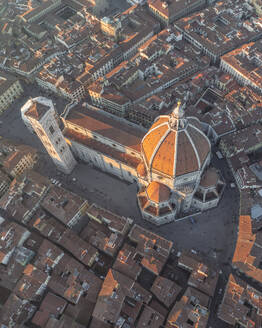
[136,305,164,328]
[142,123,169,164]
[64,106,144,152]
[200,168,219,188]
[148,0,202,20]
[150,276,182,308]
[167,287,210,328]
[146,181,170,203]
[218,274,262,326]
[24,102,49,121]
[64,129,140,169]
[141,111,210,178]
[137,162,147,177]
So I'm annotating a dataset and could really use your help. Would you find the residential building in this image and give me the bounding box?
[2,145,38,178]
[0,170,11,198]
[219,124,262,158]
[86,203,133,234]
[0,293,36,327]
[113,243,142,280]
[175,1,262,63]
[0,72,23,114]
[178,251,219,297]
[218,274,262,327]
[220,40,262,92]
[80,219,124,257]
[150,276,182,308]
[128,224,173,275]
[148,0,206,26]
[232,215,262,285]
[0,170,51,224]
[41,185,88,228]
[166,287,210,328]
[136,305,165,328]
[92,269,152,326]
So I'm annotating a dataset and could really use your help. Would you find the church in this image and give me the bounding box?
[22,98,224,225]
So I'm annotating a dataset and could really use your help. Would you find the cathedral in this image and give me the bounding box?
[137,102,224,224]
[22,98,224,225]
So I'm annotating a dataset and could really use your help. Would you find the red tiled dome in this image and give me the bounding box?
[200,168,219,188]
[137,162,147,177]
[141,104,210,178]
[146,181,170,203]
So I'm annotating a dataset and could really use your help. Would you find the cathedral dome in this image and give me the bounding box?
[137,162,147,178]
[146,181,170,203]
[141,102,211,178]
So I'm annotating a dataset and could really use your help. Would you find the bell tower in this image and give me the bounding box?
[23,97,76,174]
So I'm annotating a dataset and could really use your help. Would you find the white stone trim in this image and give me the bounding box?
[173,129,179,178]
[185,128,201,169]
[141,121,167,147]
[141,121,168,171]
[189,121,212,152]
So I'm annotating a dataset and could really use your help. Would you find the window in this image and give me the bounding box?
[49,126,55,134]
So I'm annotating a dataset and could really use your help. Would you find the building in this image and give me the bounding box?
[87,27,209,122]
[63,104,144,183]
[0,170,51,224]
[137,102,224,223]
[19,0,62,23]
[218,274,262,327]
[0,219,31,266]
[0,293,36,327]
[252,0,262,16]
[150,276,182,308]
[136,305,165,328]
[41,185,88,228]
[0,170,11,198]
[22,97,76,174]
[166,287,210,328]
[2,145,38,178]
[219,124,262,158]
[0,72,23,114]
[100,16,121,38]
[178,251,219,297]
[128,224,173,275]
[81,218,124,257]
[232,215,262,286]
[92,269,152,326]
[86,203,133,235]
[220,40,262,92]
[113,243,142,280]
[61,100,224,224]
[148,0,206,26]
[175,1,262,63]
